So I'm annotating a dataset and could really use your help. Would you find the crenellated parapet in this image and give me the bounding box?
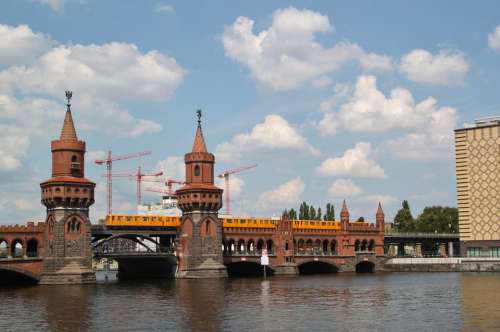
[0,222,46,234]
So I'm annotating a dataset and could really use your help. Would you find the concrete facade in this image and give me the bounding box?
[454,117,500,257]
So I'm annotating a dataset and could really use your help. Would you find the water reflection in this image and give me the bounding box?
[0,273,499,331]
[462,273,500,331]
[176,279,224,332]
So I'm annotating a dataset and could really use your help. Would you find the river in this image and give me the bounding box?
[0,272,499,331]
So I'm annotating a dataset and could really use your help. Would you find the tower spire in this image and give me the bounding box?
[192,109,208,153]
[59,90,78,141]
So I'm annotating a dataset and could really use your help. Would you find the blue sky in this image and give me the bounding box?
[1,0,499,224]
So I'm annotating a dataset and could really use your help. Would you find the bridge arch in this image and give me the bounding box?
[297,260,339,274]
[225,261,274,277]
[356,261,375,273]
[0,265,39,285]
[92,234,162,253]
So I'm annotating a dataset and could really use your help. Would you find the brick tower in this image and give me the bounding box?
[39,91,96,284]
[175,110,227,278]
[273,211,298,275]
[376,202,385,231]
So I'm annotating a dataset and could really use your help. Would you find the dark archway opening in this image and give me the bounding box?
[226,262,274,278]
[355,261,375,273]
[27,239,38,258]
[298,261,338,275]
[0,269,38,286]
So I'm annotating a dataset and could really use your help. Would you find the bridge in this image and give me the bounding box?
[384,231,460,257]
[0,213,463,282]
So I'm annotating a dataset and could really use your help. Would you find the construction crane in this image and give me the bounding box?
[217,164,257,215]
[145,178,185,196]
[104,166,163,206]
[95,150,151,215]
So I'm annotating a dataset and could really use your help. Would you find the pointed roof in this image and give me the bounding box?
[341,199,349,214]
[376,202,384,215]
[192,125,208,153]
[60,109,78,141]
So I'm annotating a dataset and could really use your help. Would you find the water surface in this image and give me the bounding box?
[1,272,499,331]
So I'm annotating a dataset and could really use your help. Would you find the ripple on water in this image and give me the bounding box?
[1,272,499,331]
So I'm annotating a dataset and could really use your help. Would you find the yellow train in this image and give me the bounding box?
[105,214,342,231]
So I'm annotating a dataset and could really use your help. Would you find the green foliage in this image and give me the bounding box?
[393,200,459,234]
[415,206,458,233]
[288,208,297,220]
[295,202,335,220]
[323,203,335,221]
[309,206,316,220]
[393,200,415,232]
[357,216,365,222]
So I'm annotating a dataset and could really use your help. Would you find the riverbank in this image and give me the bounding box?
[383,257,500,272]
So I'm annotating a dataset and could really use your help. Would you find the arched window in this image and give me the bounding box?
[71,155,77,162]
[194,164,200,176]
[205,220,210,235]
[355,240,361,252]
[27,239,38,257]
[11,239,23,258]
[368,239,375,251]
[0,240,8,258]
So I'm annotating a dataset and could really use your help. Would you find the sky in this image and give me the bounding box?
[1,0,499,224]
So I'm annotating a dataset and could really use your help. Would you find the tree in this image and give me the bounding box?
[289,208,297,220]
[323,203,335,221]
[317,207,322,221]
[309,205,316,220]
[415,206,458,233]
[357,216,365,222]
[393,200,415,232]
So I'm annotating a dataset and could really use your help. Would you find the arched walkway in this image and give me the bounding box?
[27,239,38,258]
[11,239,23,258]
[355,261,375,273]
[225,261,274,277]
[298,261,339,275]
[0,239,8,258]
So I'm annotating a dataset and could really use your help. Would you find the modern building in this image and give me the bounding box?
[454,116,500,257]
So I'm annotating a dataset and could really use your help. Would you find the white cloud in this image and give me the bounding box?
[488,26,500,52]
[317,142,385,178]
[0,24,54,67]
[328,179,364,198]
[215,114,320,162]
[222,7,392,90]
[400,49,469,85]
[216,175,245,211]
[386,106,457,161]
[0,24,183,171]
[155,156,185,180]
[257,177,305,209]
[316,75,457,161]
[360,194,398,206]
[34,0,65,12]
[155,3,174,13]
[0,41,185,101]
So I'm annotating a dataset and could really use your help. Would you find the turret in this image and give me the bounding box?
[176,110,223,212]
[341,200,349,230]
[376,202,385,231]
[40,91,95,210]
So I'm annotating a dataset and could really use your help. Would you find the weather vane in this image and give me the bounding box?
[65,90,72,111]
[196,109,202,127]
